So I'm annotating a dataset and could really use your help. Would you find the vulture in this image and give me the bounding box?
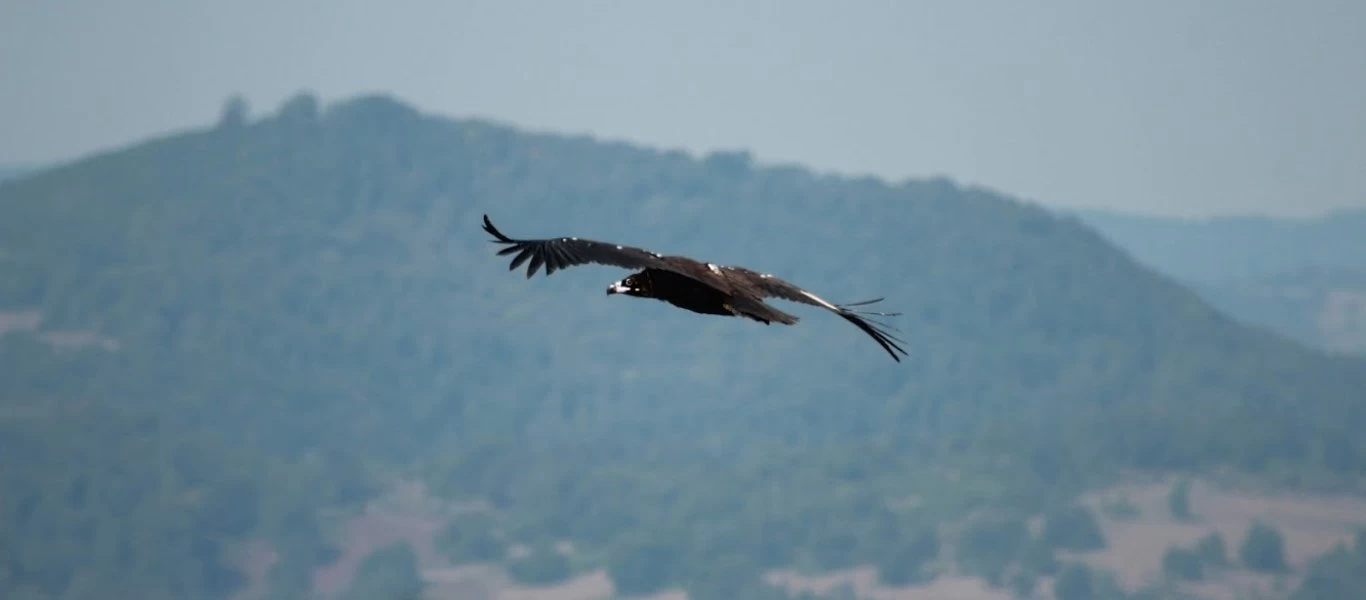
[482,215,908,362]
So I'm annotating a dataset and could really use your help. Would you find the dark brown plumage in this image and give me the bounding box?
[482,215,908,362]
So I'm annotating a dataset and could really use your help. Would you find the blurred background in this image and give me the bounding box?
[2,2,1364,599]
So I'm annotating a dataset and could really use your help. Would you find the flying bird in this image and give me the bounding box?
[482,215,908,362]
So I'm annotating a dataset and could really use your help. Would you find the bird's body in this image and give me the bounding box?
[612,267,800,325]
[481,215,907,361]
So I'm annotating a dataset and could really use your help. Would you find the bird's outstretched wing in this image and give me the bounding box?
[722,266,909,362]
[483,214,676,278]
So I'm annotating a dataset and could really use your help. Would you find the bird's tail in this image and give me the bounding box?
[830,297,908,362]
[836,297,903,321]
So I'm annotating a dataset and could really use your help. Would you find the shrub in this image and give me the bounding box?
[1053,563,1094,600]
[876,528,940,586]
[1100,495,1141,521]
[506,543,571,586]
[1162,546,1204,581]
[1042,504,1107,551]
[1240,522,1288,573]
[340,542,424,600]
[1168,478,1193,521]
[954,516,1028,581]
[1195,531,1229,568]
[435,513,505,564]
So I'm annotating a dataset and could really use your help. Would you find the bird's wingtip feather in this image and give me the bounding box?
[482,214,516,243]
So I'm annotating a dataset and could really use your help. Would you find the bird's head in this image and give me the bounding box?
[606,272,651,297]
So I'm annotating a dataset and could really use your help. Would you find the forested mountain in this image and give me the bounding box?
[3,93,1365,600]
[1071,208,1366,355]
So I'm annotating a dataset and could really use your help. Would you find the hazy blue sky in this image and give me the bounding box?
[2,0,1363,217]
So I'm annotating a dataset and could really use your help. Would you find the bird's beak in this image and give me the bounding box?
[607,281,629,295]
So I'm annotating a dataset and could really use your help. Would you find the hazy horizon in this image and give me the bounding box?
[4,0,1364,219]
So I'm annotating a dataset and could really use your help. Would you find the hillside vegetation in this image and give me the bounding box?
[3,93,1365,600]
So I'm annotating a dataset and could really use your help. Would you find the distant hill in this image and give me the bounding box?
[3,93,1364,600]
[1069,207,1366,283]
[1195,267,1366,355]
[0,163,34,183]
[1070,208,1366,355]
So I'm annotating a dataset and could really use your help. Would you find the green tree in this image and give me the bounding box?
[264,555,315,600]
[606,538,682,596]
[1100,495,1141,521]
[1042,504,1107,551]
[954,516,1028,584]
[435,513,505,564]
[1162,545,1204,581]
[1168,478,1193,521]
[217,95,250,129]
[876,528,939,585]
[506,543,571,586]
[687,570,791,600]
[1195,531,1229,567]
[808,530,861,571]
[1008,570,1036,598]
[1053,563,1094,600]
[1240,522,1288,573]
[340,542,424,600]
[1018,536,1060,576]
[1291,542,1366,600]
